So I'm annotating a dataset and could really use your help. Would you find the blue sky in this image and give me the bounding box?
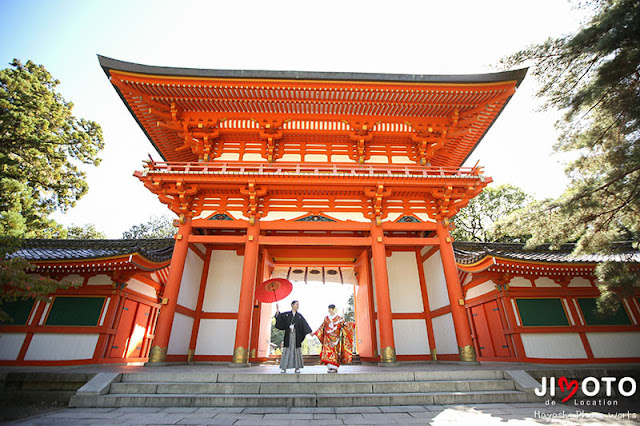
[1,0,587,237]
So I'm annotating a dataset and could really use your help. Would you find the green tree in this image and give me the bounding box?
[344,293,355,322]
[498,0,640,313]
[451,184,533,242]
[65,223,107,239]
[0,237,78,322]
[270,316,284,350]
[0,60,101,320]
[0,59,104,238]
[122,215,175,239]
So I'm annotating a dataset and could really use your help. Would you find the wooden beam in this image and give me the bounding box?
[260,221,370,231]
[260,236,371,246]
[188,235,246,244]
[384,237,439,246]
[192,219,249,229]
[382,222,437,231]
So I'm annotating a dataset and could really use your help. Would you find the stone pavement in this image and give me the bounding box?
[3,403,639,425]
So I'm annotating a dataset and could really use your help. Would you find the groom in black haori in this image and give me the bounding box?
[274,300,312,373]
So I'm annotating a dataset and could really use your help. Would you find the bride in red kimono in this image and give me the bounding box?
[313,304,354,373]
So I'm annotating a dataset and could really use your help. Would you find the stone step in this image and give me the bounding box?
[109,379,514,395]
[119,369,505,384]
[70,389,532,408]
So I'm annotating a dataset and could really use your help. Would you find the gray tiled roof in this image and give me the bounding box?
[9,239,175,263]
[453,241,640,265]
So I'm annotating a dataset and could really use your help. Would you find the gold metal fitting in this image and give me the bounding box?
[380,346,397,363]
[232,346,248,364]
[459,345,477,362]
[148,345,168,363]
[187,348,195,362]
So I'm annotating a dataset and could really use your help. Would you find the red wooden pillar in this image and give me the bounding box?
[436,221,476,362]
[148,217,192,364]
[370,221,397,364]
[231,220,260,365]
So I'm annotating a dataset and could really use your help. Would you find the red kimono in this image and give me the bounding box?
[314,314,355,368]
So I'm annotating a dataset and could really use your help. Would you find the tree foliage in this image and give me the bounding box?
[0,59,104,238]
[65,223,107,239]
[0,237,79,322]
[451,184,532,242]
[498,0,640,312]
[122,215,175,239]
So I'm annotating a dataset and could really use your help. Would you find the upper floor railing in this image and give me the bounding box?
[141,161,486,179]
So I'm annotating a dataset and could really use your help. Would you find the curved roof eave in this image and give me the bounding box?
[98,55,528,87]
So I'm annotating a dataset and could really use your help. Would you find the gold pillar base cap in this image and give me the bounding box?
[458,344,479,364]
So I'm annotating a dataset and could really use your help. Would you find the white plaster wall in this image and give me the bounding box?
[586,332,640,358]
[521,333,588,359]
[126,278,157,300]
[387,252,423,313]
[384,213,402,222]
[465,281,496,300]
[281,154,302,162]
[177,249,204,311]
[391,156,414,164]
[423,252,449,311]
[24,334,99,360]
[392,319,429,355]
[535,277,561,288]
[87,274,113,286]
[202,250,243,313]
[414,214,435,223]
[331,155,355,163]
[242,153,263,161]
[196,319,237,355]
[509,277,532,287]
[432,313,458,354]
[326,212,368,222]
[368,155,389,163]
[569,277,592,287]
[167,313,194,355]
[260,212,307,221]
[0,333,26,360]
[305,154,328,162]
[218,153,240,161]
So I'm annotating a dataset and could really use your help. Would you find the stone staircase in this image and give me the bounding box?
[69,369,539,408]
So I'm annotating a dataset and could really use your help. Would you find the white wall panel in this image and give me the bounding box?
[87,274,112,286]
[25,334,99,360]
[535,277,561,287]
[167,313,194,355]
[432,313,457,354]
[392,320,429,355]
[509,277,532,287]
[586,332,640,358]
[196,319,237,355]
[423,252,449,311]
[465,281,496,300]
[387,252,423,313]
[0,333,26,360]
[202,250,243,313]
[126,278,157,300]
[521,333,587,359]
[177,249,204,311]
[568,277,592,287]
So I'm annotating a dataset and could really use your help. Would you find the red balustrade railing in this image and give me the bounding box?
[141,161,485,179]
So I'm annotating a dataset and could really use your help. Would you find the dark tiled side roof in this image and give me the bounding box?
[453,241,640,265]
[9,239,175,263]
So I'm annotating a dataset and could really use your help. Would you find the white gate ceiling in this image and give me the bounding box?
[271,266,357,286]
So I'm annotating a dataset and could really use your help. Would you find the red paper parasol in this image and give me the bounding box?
[255,278,293,303]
